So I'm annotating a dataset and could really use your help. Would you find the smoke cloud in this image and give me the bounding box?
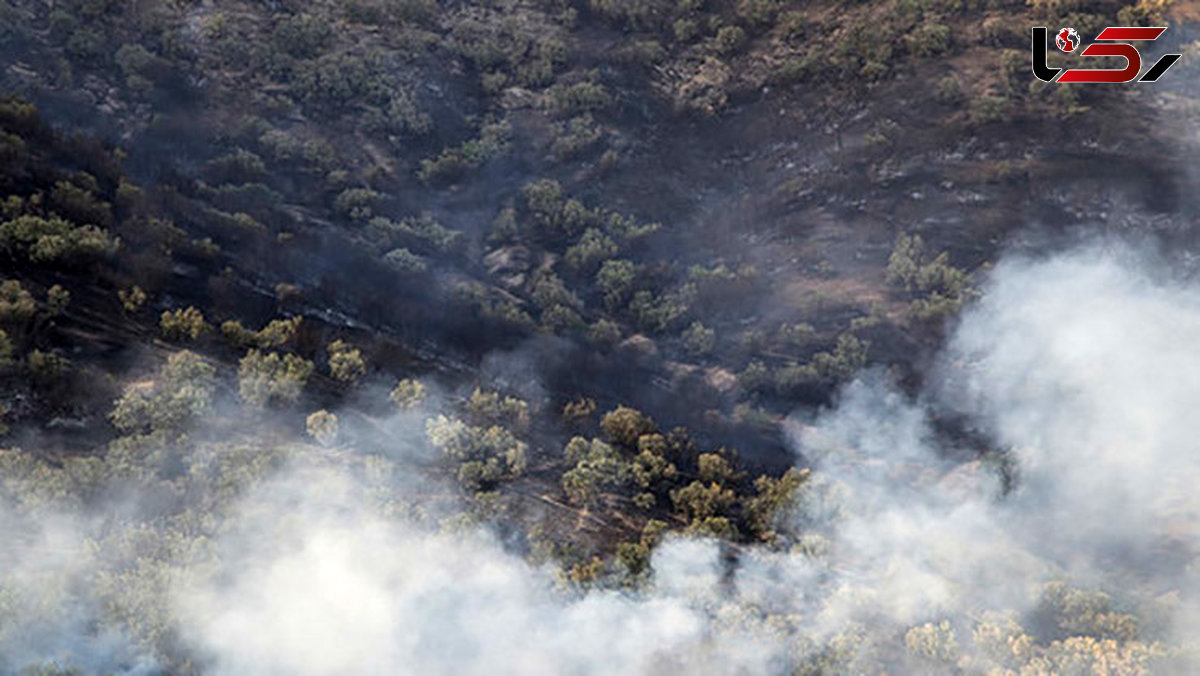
[3,240,1200,673]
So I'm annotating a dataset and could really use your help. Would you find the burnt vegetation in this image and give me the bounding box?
[0,0,1198,672]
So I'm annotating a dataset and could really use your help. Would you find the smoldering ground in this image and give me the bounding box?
[3,239,1200,674]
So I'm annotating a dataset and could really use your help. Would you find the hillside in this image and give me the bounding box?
[2,0,1200,673]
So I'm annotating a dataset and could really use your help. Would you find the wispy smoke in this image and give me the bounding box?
[3,241,1199,674]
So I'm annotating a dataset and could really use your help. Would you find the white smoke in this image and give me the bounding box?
[175,462,762,676]
[4,241,1200,674]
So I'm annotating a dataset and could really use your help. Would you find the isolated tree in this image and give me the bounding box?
[220,320,257,349]
[306,410,339,446]
[562,396,596,423]
[389,378,427,409]
[238,349,314,408]
[160,307,208,342]
[327,340,366,383]
[256,317,302,348]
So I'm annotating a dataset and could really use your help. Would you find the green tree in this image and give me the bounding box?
[46,285,69,316]
[110,351,216,436]
[681,321,715,357]
[596,259,636,310]
[561,436,631,505]
[564,228,617,271]
[160,307,208,342]
[390,378,427,409]
[118,286,147,314]
[327,340,366,383]
[600,406,655,449]
[238,350,314,408]
[0,280,35,325]
[425,414,527,489]
[306,410,339,446]
[745,468,808,539]
[670,480,736,521]
[466,388,530,430]
[0,328,12,368]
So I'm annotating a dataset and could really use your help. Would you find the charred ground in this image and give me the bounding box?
[1,0,1199,565]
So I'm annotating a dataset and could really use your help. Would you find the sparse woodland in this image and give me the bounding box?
[0,0,1198,673]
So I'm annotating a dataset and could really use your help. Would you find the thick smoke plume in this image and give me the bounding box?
[3,241,1200,673]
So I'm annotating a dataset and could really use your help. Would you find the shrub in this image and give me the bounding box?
[383,247,428,274]
[272,13,334,59]
[934,75,964,105]
[220,320,257,348]
[681,321,716,357]
[562,397,597,422]
[545,79,613,115]
[906,22,952,58]
[629,290,688,333]
[49,179,112,227]
[256,317,302,348]
[564,228,617,271]
[745,468,807,538]
[886,233,971,299]
[205,149,267,185]
[778,322,816,348]
[160,307,208,342]
[222,316,301,349]
[28,349,70,383]
[588,0,672,30]
[736,0,779,26]
[0,215,117,263]
[810,333,869,381]
[334,187,380,221]
[417,120,510,184]
[588,318,623,346]
[551,114,603,160]
[46,285,70,316]
[738,360,771,393]
[714,25,746,55]
[119,286,147,314]
[0,328,11,368]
